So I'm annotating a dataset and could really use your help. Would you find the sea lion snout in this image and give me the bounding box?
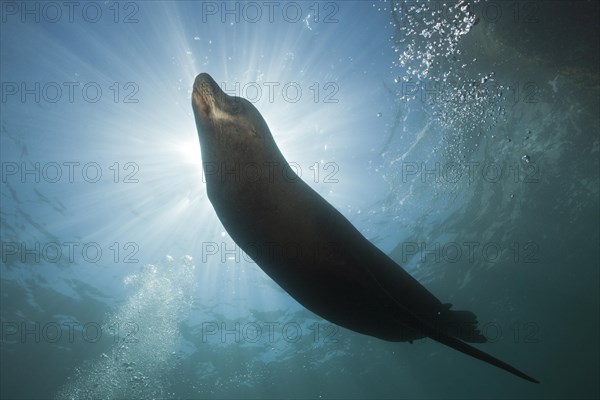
[193,73,219,93]
[192,73,228,117]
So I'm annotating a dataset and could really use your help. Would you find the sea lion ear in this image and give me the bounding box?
[250,126,258,138]
[231,98,242,114]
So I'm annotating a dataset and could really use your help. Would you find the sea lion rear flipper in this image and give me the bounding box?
[436,306,487,343]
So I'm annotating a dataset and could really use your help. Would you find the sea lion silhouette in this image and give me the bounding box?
[192,72,538,383]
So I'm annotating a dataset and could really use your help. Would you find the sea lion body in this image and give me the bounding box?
[192,73,538,383]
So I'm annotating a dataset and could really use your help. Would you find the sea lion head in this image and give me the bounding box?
[192,73,275,166]
[192,73,288,206]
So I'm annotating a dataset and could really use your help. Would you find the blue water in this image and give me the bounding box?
[1,1,598,399]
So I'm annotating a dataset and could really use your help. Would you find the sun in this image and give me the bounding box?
[173,132,203,169]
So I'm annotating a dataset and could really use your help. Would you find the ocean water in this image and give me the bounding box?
[1,1,598,399]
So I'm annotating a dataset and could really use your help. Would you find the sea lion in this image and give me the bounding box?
[191,72,538,383]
